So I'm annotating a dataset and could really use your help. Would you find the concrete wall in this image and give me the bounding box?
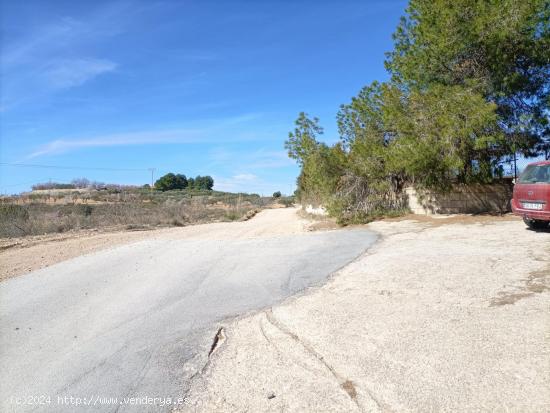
[406,182,514,215]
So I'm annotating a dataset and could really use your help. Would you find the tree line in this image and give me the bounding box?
[154,173,214,191]
[286,0,549,223]
[30,175,215,192]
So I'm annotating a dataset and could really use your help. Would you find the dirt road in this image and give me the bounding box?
[181,216,550,412]
[0,208,377,412]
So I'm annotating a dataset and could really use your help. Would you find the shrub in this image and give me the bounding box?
[188,175,214,190]
[277,197,295,207]
[78,205,93,216]
[224,211,241,221]
[154,173,188,191]
[0,205,29,236]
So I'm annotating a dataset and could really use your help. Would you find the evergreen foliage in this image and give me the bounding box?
[286,0,550,223]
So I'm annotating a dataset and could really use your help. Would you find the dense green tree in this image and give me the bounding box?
[337,82,390,181]
[154,173,188,191]
[337,82,386,149]
[336,81,502,188]
[383,84,502,187]
[192,175,214,190]
[298,142,347,205]
[272,191,282,198]
[286,0,549,222]
[284,112,323,166]
[385,0,550,156]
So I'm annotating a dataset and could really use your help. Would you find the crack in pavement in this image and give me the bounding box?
[181,326,228,403]
[208,327,225,357]
[114,349,154,413]
[263,308,392,413]
[259,316,322,378]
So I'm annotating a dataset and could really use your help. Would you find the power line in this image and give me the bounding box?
[0,162,151,172]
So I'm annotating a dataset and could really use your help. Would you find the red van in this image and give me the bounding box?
[511,160,550,229]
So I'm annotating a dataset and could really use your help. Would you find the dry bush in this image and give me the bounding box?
[0,190,271,238]
[328,174,409,224]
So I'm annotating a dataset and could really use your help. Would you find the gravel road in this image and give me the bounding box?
[0,208,377,412]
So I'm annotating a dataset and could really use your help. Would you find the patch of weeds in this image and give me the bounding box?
[224,211,241,221]
[171,219,185,227]
[337,208,409,226]
[81,205,93,216]
[125,224,150,231]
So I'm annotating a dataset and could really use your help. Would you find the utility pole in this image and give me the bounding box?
[148,168,156,193]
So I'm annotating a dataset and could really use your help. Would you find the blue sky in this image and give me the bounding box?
[0,0,407,195]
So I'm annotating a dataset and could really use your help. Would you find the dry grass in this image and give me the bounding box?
[0,189,275,238]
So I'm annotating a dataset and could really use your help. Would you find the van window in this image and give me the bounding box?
[518,164,550,183]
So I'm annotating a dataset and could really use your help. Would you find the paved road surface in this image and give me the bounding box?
[0,209,376,412]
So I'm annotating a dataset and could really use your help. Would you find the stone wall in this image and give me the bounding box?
[406,181,514,215]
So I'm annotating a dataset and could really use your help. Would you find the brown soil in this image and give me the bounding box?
[0,208,309,283]
[0,228,160,282]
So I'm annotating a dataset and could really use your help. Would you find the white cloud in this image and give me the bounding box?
[0,3,137,109]
[214,174,259,192]
[2,17,86,67]
[2,1,145,68]
[26,129,199,159]
[44,59,117,88]
[25,113,263,158]
[232,173,258,181]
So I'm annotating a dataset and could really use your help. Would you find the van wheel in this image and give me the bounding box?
[523,217,549,229]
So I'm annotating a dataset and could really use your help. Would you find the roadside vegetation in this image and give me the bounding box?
[0,182,294,238]
[286,0,549,224]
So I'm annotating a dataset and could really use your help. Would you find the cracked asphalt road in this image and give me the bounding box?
[0,208,377,412]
